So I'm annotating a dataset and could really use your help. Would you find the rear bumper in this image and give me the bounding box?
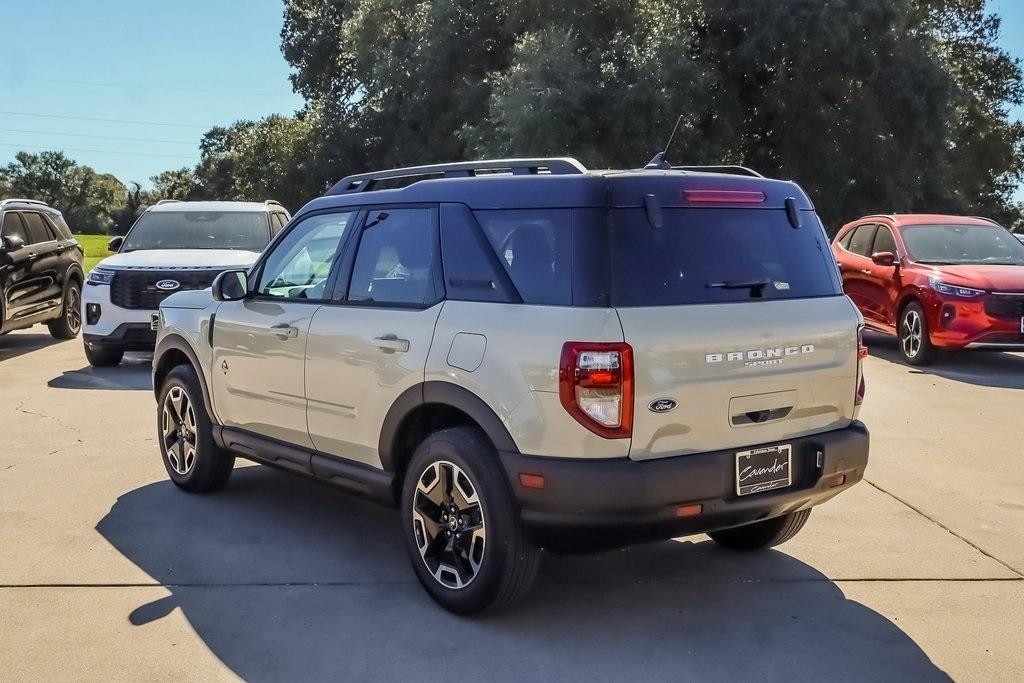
[499,421,869,550]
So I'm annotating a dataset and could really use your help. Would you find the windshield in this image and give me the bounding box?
[611,208,842,306]
[122,211,270,252]
[901,224,1024,265]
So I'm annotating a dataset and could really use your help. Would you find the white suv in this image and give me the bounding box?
[152,159,869,613]
[83,200,288,366]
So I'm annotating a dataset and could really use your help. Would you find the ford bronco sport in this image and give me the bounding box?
[152,158,870,613]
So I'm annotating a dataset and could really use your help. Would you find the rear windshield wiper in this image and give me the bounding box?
[707,278,772,293]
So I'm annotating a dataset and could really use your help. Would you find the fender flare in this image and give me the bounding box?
[153,333,216,422]
[377,381,519,474]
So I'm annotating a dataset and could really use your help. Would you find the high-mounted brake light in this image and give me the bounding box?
[684,189,765,204]
[559,342,633,439]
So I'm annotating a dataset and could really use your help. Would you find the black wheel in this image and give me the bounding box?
[709,509,812,551]
[157,364,234,493]
[898,302,934,366]
[47,278,82,339]
[401,427,540,614]
[84,341,123,367]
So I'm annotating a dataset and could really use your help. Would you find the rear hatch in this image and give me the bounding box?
[608,174,861,460]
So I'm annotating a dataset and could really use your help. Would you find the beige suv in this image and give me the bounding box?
[152,158,870,613]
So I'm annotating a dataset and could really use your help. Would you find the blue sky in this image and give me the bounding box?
[2,1,1024,194]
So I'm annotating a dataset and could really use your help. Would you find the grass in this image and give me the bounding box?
[75,234,113,273]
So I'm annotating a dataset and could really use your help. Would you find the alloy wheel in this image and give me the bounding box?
[161,386,198,475]
[901,309,922,359]
[65,286,81,334]
[411,460,487,589]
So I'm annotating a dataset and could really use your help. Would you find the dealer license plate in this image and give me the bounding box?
[736,444,792,496]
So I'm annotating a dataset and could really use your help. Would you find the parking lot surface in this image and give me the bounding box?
[1,329,1022,681]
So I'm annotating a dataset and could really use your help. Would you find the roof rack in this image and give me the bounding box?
[264,200,284,208]
[0,198,48,207]
[671,165,764,178]
[328,158,587,195]
[155,199,183,205]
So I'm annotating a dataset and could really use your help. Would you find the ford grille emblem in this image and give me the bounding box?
[648,398,677,413]
[155,279,180,291]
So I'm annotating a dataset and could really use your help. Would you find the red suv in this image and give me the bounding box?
[833,214,1024,365]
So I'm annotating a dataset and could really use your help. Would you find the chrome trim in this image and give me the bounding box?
[964,342,1024,350]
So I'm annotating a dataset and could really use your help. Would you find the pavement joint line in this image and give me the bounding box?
[1,577,1021,589]
[865,478,1024,578]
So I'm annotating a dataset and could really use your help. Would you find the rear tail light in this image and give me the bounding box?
[559,342,633,439]
[857,325,868,360]
[855,325,867,406]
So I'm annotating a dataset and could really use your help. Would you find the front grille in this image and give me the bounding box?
[984,294,1024,320]
[110,270,221,310]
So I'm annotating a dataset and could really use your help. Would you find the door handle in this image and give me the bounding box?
[860,269,873,275]
[373,335,410,353]
[269,323,299,339]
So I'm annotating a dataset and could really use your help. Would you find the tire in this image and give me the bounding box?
[898,301,934,366]
[157,364,234,493]
[84,341,123,367]
[47,278,82,339]
[401,427,540,614]
[709,509,812,551]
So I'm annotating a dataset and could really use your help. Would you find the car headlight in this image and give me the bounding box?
[929,277,985,298]
[86,268,116,285]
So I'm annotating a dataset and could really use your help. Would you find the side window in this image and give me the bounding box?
[271,213,288,234]
[872,226,897,255]
[22,212,54,244]
[43,213,73,240]
[348,208,439,306]
[256,211,354,300]
[847,224,878,257]
[1,212,27,244]
[475,208,572,305]
[440,204,518,303]
[839,228,855,249]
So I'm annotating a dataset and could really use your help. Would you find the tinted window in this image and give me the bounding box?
[1,212,27,243]
[872,227,897,255]
[257,211,353,299]
[123,211,272,251]
[839,228,855,249]
[440,204,517,303]
[901,224,1024,265]
[847,224,878,256]
[271,213,288,234]
[43,213,73,239]
[475,209,572,305]
[348,208,439,306]
[22,212,54,244]
[611,208,842,306]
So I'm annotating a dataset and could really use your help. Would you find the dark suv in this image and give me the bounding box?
[0,199,84,340]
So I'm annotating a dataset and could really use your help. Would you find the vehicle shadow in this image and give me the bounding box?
[47,354,152,391]
[97,466,949,681]
[0,332,63,363]
[865,331,1024,389]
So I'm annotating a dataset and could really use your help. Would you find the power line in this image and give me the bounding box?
[0,127,197,145]
[0,110,210,129]
[0,142,198,160]
[2,75,300,100]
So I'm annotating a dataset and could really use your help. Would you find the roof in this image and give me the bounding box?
[147,200,281,213]
[845,214,1003,229]
[0,198,59,212]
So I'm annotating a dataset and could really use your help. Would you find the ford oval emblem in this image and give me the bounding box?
[155,279,180,291]
[648,398,677,413]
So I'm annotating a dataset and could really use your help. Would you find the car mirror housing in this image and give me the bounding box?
[108,236,124,252]
[1,233,26,252]
[871,251,898,267]
[212,269,249,301]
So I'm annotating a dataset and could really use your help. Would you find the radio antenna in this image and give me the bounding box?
[644,115,684,169]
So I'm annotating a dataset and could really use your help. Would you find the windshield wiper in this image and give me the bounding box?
[707,278,772,298]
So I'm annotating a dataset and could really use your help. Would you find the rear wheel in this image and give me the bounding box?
[709,509,811,551]
[158,364,234,493]
[47,279,81,339]
[84,342,123,367]
[899,302,934,366]
[401,427,540,614]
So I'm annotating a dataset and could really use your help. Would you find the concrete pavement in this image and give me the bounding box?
[1,328,1022,680]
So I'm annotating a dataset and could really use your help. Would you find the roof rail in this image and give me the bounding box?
[968,215,1000,225]
[0,198,48,207]
[155,199,183,205]
[671,165,764,178]
[328,158,587,195]
[264,200,284,208]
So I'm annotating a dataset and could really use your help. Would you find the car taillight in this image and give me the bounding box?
[559,342,633,439]
[855,325,867,406]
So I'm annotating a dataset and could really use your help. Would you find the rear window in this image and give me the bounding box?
[611,208,842,306]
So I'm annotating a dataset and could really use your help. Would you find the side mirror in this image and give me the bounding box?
[108,236,124,252]
[212,269,249,301]
[1,234,26,252]
[871,251,898,267]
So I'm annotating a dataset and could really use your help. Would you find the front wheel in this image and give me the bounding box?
[158,364,234,493]
[899,302,934,366]
[401,427,540,614]
[47,279,82,339]
[709,509,812,551]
